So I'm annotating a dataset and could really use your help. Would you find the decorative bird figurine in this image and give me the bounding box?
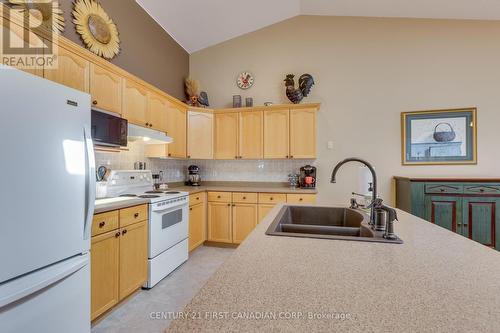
[198,91,210,107]
[284,73,315,104]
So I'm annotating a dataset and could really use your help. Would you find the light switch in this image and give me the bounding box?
[327,141,334,150]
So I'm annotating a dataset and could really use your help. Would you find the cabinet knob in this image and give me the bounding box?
[480,188,485,192]
[92,100,97,105]
[189,207,192,211]
[290,155,294,159]
[234,156,238,159]
[134,213,139,218]
[286,155,289,159]
[168,153,172,157]
[122,229,127,235]
[299,198,303,201]
[227,203,231,207]
[115,232,120,238]
[217,195,221,198]
[243,196,246,199]
[232,204,235,207]
[187,155,191,158]
[149,124,153,128]
[145,122,149,126]
[99,221,105,228]
[440,189,445,192]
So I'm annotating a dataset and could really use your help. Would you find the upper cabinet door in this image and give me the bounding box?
[239,110,263,159]
[289,108,317,159]
[122,79,148,127]
[263,109,289,159]
[147,92,168,133]
[89,63,122,114]
[214,112,239,159]
[166,105,187,158]
[1,21,44,76]
[44,45,89,92]
[187,111,213,159]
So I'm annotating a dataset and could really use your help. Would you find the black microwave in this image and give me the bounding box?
[91,110,128,147]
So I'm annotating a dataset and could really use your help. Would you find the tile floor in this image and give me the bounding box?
[91,246,235,333]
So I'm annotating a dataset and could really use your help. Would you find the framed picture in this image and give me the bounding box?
[401,108,477,165]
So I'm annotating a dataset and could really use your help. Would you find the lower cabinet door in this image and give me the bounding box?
[425,195,462,233]
[207,202,232,243]
[189,203,205,251]
[91,230,120,320]
[232,204,258,244]
[258,204,275,223]
[462,198,498,248]
[119,220,148,300]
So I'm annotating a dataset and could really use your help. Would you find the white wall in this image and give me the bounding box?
[190,15,500,205]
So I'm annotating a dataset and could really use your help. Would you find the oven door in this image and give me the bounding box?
[149,200,189,258]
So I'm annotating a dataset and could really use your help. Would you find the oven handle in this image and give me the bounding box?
[151,201,188,213]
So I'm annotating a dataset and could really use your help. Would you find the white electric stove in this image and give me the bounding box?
[99,170,189,288]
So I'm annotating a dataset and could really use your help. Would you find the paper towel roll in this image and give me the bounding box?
[357,166,373,195]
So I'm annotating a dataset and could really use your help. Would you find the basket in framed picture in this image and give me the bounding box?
[401,107,477,165]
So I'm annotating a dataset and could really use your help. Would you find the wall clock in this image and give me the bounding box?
[237,72,254,90]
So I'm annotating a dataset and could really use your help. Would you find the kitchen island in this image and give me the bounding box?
[167,204,500,332]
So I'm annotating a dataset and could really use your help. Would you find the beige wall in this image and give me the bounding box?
[190,15,500,205]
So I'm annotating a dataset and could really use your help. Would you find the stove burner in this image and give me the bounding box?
[119,194,137,197]
[145,190,164,194]
[164,191,181,194]
[139,195,160,198]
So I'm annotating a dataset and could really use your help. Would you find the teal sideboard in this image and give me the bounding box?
[395,177,500,250]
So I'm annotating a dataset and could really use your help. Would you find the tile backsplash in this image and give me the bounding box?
[95,142,314,183]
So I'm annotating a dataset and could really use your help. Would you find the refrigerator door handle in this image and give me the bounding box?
[84,126,96,241]
[0,254,89,309]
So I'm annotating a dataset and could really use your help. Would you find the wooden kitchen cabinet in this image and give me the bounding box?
[287,194,317,204]
[258,204,276,223]
[89,63,122,114]
[166,105,187,158]
[122,79,148,128]
[189,203,205,251]
[119,220,148,299]
[232,203,258,244]
[147,92,169,133]
[207,202,232,243]
[239,110,263,159]
[424,195,462,233]
[462,198,499,247]
[214,112,239,159]
[92,210,119,237]
[263,108,289,159]
[188,111,214,159]
[91,230,120,320]
[289,108,317,159]
[44,45,89,92]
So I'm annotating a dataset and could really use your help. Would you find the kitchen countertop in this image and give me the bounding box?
[170,182,318,195]
[94,197,149,214]
[167,204,500,332]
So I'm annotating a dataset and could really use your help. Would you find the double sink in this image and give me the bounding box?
[266,205,403,244]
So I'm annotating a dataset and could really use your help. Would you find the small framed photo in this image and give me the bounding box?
[401,108,477,165]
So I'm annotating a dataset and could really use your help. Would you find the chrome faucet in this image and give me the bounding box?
[331,158,377,225]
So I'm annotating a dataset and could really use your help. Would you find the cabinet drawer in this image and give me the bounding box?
[287,194,317,204]
[464,184,500,195]
[189,192,206,206]
[92,210,119,236]
[425,183,463,194]
[119,205,148,227]
[207,191,232,203]
[232,192,258,204]
[258,193,287,204]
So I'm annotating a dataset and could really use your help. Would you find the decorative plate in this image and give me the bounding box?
[9,0,65,33]
[237,71,254,90]
[72,0,120,59]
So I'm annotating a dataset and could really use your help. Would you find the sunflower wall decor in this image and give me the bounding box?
[72,0,120,59]
[9,0,65,34]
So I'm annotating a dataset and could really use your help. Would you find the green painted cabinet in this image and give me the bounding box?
[395,177,500,251]
[424,195,462,233]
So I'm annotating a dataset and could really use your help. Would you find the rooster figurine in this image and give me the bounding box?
[284,73,315,104]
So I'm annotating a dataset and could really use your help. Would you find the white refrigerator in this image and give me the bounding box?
[0,67,95,333]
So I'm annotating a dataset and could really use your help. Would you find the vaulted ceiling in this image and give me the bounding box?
[136,0,500,53]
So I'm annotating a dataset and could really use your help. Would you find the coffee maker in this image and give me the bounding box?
[299,165,316,189]
[187,165,201,186]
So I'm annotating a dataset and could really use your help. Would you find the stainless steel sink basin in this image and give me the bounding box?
[266,206,403,244]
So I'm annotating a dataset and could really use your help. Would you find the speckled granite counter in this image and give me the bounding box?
[94,197,149,214]
[170,182,318,195]
[167,204,500,332]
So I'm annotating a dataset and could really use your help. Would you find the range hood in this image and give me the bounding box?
[127,124,173,144]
